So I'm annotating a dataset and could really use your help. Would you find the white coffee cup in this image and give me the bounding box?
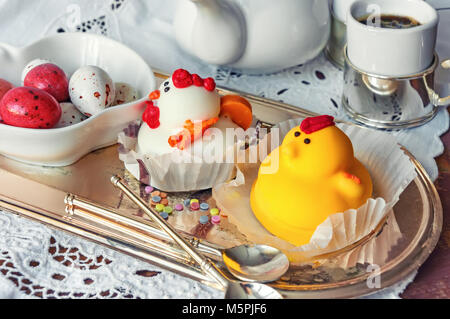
[347,0,439,77]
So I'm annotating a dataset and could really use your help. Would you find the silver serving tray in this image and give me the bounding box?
[0,72,442,298]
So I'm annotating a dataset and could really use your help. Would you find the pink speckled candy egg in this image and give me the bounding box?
[0,79,14,102]
[69,66,116,117]
[24,63,70,102]
[21,59,51,84]
[0,87,61,129]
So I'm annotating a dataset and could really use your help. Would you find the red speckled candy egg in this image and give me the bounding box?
[0,79,14,101]
[24,63,69,102]
[0,87,62,129]
[0,79,14,124]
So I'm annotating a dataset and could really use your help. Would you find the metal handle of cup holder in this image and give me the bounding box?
[426,59,450,107]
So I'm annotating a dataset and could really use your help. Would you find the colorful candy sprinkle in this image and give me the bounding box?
[151,191,161,197]
[211,216,221,225]
[152,196,162,203]
[199,215,209,225]
[175,204,184,211]
[164,206,173,214]
[200,203,210,211]
[144,186,154,194]
[160,212,169,220]
[155,204,165,212]
[210,208,220,216]
[191,202,200,211]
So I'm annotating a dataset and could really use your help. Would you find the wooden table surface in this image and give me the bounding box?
[401,110,450,299]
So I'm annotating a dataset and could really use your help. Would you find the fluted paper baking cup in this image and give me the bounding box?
[118,121,240,192]
[213,118,417,263]
[308,210,402,269]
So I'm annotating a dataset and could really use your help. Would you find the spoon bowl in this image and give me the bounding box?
[222,245,289,283]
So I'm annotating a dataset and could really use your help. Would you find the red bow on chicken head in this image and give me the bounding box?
[172,69,216,92]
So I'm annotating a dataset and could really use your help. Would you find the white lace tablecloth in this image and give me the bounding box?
[0,0,448,299]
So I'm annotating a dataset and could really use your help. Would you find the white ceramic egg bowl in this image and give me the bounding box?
[0,33,155,167]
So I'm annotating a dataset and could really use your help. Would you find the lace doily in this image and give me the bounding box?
[0,210,222,299]
[0,0,448,299]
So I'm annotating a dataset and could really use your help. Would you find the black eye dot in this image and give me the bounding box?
[164,82,169,87]
[304,138,311,144]
[294,132,301,137]
[164,87,170,93]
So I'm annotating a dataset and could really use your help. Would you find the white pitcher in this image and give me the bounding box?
[174,0,331,73]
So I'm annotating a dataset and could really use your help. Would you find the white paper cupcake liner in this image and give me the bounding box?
[315,210,402,268]
[213,118,417,263]
[118,121,239,192]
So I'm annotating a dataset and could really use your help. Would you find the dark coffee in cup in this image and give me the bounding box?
[358,14,421,29]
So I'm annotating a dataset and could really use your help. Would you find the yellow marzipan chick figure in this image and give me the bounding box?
[250,116,373,246]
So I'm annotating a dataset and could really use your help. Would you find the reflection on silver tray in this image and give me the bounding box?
[0,72,442,298]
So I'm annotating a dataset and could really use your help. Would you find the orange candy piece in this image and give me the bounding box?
[220,95,253,130]
[168,117,219,150]
[149,90,161,100]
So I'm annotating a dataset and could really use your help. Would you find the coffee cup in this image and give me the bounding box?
[347,0,439,77]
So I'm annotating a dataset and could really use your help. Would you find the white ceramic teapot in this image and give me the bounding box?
[174,0,331,73]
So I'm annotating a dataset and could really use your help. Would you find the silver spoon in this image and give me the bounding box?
[111,175,284,299]
[219,244,289,284]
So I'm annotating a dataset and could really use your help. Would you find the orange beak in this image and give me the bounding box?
[149,90,161,100]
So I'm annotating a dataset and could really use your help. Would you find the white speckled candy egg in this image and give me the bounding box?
[21,59,51,84]
[55,102,88,128]
[113,82,139,106]
[69,66,116,117]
